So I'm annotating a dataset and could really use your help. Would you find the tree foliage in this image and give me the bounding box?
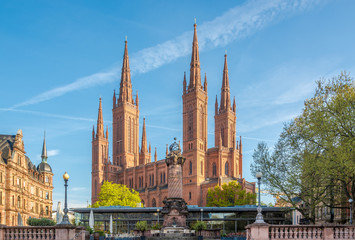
[251,72,355,223]
[206,180,256,207]
[93,181,141,208]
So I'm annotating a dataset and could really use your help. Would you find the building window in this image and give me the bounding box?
[163,173,166,183]
[45,176,49,183]
[95,180,97,195]
[46,192,49,200]
[152,198,156,207]
[149,175,152,186]
[225,162,229,176]
[200,161,203,175]
[188,107,193,140]
[221,127,225,147]
[0,191,2,205]
[152,175,154,186]
[46,206,49,215]
[189,161,192,175]
[189,192,191,200]
[160,173,163,184]
[17,196,20,208]
[12,196,14,206]
[212,163,217,176]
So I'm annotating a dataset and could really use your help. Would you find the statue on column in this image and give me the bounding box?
[162,138,188,228]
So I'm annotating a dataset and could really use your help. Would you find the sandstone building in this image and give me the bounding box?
[91,24,255,207]
[0,130,53,226]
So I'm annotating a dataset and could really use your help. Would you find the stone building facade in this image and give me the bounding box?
[0,130,53,226]
[91,24,255,207]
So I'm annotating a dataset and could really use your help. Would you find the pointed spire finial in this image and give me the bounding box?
[194,18,196,24]
[220,53,231,111]
[41,131,48,163]
[119,38,133,103]
[125,35,127,42]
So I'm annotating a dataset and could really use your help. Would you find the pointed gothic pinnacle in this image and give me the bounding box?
[154,147,157,162]
[220,53,230,111]
[233,96,236,112]
[149,142,151,153]
[113,89,116,106]
[92,125,95,139]
[141,118,147,153]
[97,97,104,137]
[136,91,139,107]
[215,95,218,115]
[239,136,242,151]
[166,144,169,156]
[106,126,109,139]
[41,131,48,163]
[119,38,132,103]
[204,72,207,91]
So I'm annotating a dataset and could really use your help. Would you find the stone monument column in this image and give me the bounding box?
[162,138,188,228]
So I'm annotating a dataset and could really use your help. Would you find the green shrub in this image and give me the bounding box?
[191,221,207,231]
[86,227,94,234]
[95,230,105,236]
[27,218,56,226]
[151,223,162,230]
[135,221,149,232]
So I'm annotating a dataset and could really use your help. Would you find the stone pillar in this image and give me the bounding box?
[323,225,334,240]
[55,225,77,239]
[0,225,5,239]
[246,223,269,240]
[161,138,188,228]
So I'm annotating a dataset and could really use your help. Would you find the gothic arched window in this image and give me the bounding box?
[188,106,193,140]
[128,117,131,152]
[221,127,225,147]
[152,198,156,207]
[95,180,97,195]
[199,105,204,139]
[213,163,217,176]
[225,162,229,176]
[189,161,192,175]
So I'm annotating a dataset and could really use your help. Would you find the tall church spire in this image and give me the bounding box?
[119,39,133,103]
[97,98,104,138]
[189,22,201,90]
[41,132,48,163]
[141,118,147,153]
[220,53,231,111]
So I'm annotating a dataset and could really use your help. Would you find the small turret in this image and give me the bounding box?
[106,126,109,140]
[233,96,236,112]
[92,125,95,139]
[166,144,169,156]
[215,96,218,115]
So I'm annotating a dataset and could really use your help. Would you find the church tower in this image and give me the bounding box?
[91,98,109,204]
[182,23,208,205]
[214,53,241,178]
[112,40,140,169]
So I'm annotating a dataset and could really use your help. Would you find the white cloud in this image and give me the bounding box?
[71,187,87,192]
[47,149,60,157]
[11,0,321,108]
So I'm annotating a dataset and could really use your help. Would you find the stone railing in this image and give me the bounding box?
[0,224,86,240]
[246,223,355,240]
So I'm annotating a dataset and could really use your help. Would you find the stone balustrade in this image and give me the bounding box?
[247,223,355,240]
[0,224,86,240]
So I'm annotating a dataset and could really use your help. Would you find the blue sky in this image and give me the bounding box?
[1,0,355,208]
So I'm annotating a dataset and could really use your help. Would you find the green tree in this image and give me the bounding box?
[251,72,355,223]
[93,181,141,208]
[207,180,256,207]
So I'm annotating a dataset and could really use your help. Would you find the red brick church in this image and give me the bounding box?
[91,24,255,207]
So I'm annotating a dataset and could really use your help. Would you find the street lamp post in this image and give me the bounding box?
[200,208,203,222]
[255,172,265,223]
[157,208,160,224]
[349,199,353,225]
[60,172,71,225]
